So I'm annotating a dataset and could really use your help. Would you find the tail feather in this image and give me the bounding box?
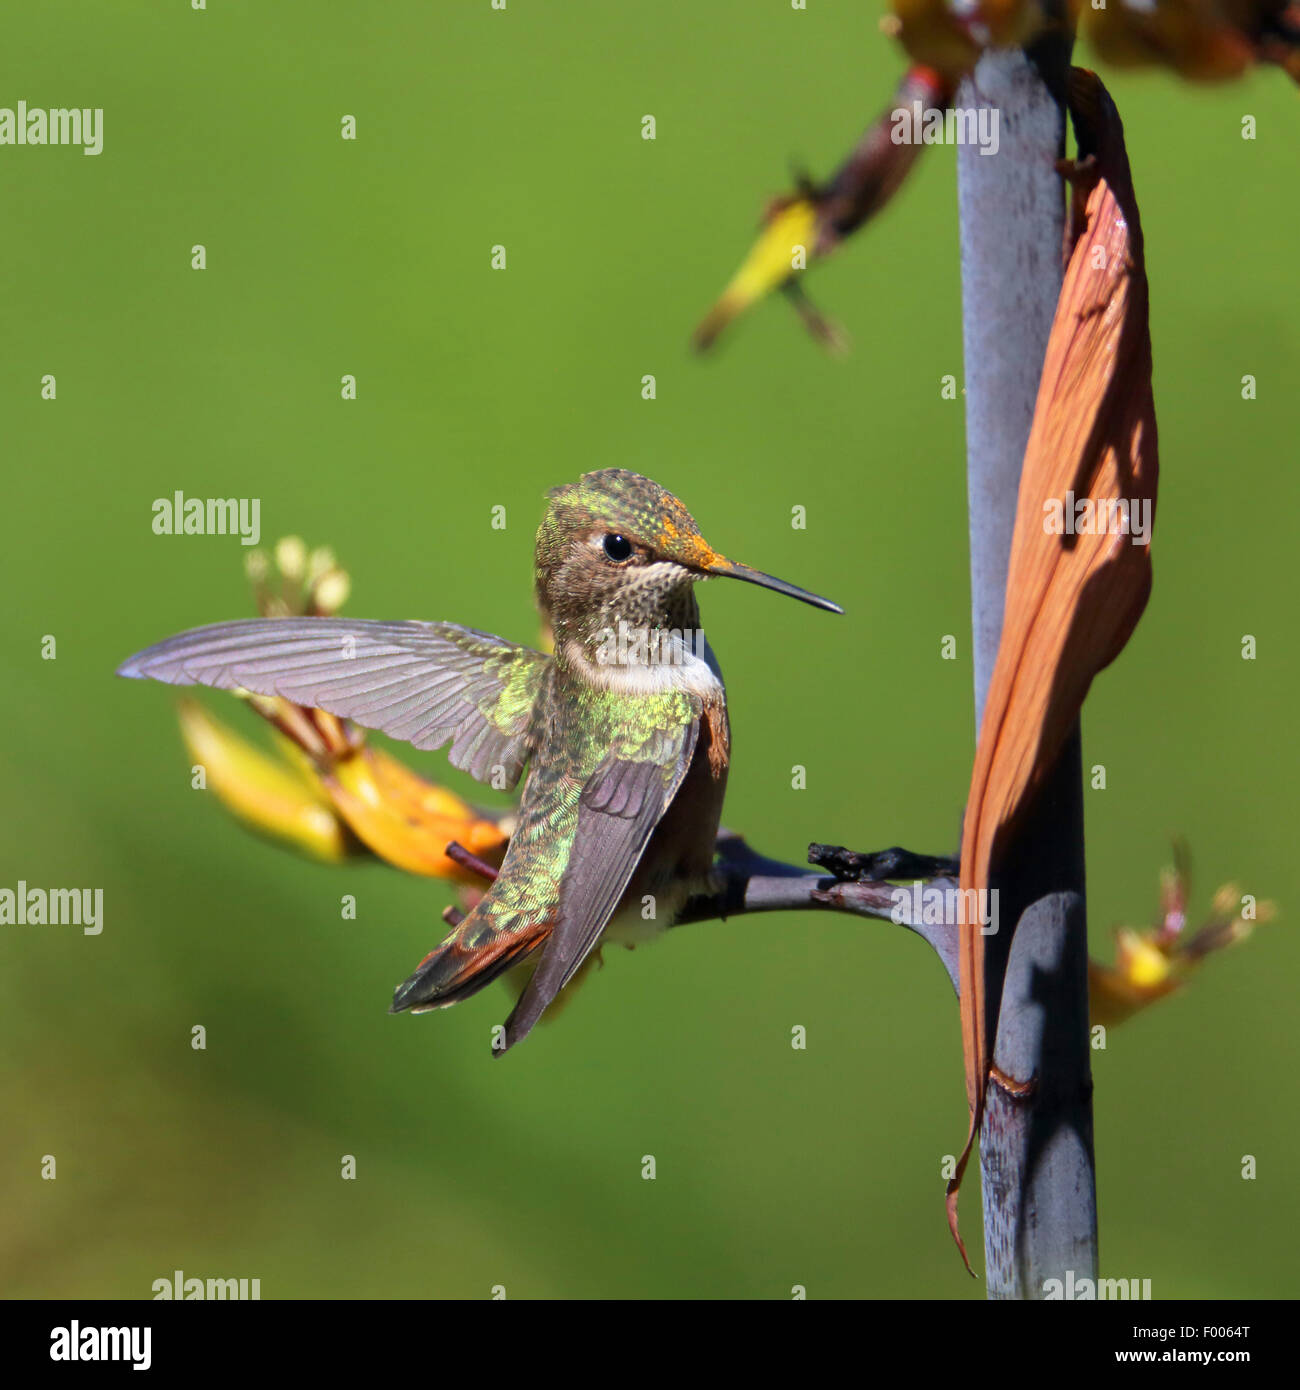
[390,911,548,1014]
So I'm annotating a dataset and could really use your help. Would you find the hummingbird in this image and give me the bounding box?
[117,469,842,1052]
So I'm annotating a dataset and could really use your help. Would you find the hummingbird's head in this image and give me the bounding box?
[535,469,841,665]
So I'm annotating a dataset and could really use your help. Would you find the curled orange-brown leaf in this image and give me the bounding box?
[948,68,1159,1271]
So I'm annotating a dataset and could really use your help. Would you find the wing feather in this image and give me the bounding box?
[117,617,550,786]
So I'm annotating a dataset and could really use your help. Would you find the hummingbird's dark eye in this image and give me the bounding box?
[601,533,633,563]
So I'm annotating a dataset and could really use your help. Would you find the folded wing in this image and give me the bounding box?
[501,718,700,1051]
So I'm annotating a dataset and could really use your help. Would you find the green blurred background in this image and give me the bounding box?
[2,2,1295,1299]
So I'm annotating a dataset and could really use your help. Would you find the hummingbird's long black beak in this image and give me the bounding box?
[704,556,843,614]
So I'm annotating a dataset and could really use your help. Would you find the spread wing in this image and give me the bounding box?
[500,715,699,1052]
[117,617,550,787]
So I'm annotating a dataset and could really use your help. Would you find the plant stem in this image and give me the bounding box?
[956,41,1099,1298]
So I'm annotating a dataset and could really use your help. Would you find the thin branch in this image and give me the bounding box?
[445,840,500,883]
[670,833,961,994]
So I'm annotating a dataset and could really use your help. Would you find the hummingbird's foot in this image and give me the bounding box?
[808,843,959,882]
[445,840,499,883]
[442,904,466,927]
[989,1064,1036,1099]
